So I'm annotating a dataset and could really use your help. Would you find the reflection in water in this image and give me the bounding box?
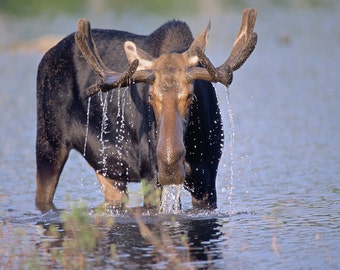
[111,217,224,269]
[36,212,225,269]
[183,218,223,264]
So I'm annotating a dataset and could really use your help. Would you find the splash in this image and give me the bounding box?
[159,185,183,214]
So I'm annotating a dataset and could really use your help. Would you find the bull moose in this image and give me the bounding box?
[35,8,257,211]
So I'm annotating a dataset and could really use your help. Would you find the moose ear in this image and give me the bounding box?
[183,22,211,66]
[124,41,154,70]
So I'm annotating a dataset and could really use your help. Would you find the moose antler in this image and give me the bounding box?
[226,8,257,71]
[187,8,257,86]
[75,18,152,96]
[76,8,257,96]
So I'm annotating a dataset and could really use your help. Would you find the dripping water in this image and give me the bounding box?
[224,86,235,209]
[109,88,114,103]
[114,87,129,175]
[83,96,91,157]
[80,96,92,195]
[115,88,123,167]
[159,184,183,214]
[99,92,109,176]
[120,87,129,124]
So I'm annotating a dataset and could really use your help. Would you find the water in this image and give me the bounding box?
[1,3,340,269]
[83,96,91,157]
[160,185,183,214]
[98,92,110,176]
[223,86,236,209]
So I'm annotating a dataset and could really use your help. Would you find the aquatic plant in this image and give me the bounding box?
[0,201,196,269]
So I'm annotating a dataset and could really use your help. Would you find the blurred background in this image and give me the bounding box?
[0,0,338,52]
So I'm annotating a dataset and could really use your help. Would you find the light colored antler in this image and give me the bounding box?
[187,8,257,86]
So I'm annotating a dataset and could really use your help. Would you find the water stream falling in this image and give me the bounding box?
[80,96,92,194]
[115,87,128,163]
[159,185,183,214]
[98,92,110,176]
[224,86,236,209]
[83,96,92,157]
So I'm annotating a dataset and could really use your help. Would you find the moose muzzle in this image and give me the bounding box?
[156,110,186,186]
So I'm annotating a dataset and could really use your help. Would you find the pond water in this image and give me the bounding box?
[0,2,339,269]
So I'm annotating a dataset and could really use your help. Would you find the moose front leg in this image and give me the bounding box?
[96,173,128,207]
[184,163,217,209]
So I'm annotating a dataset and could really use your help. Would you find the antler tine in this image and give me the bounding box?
[225,8,257,71]
[75,18,142,97]
[85,59,139,96]
[188,8,257,87]
[75,18,108,78]
[195,46,233,86]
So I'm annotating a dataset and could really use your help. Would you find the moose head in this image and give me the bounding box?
[75,8,257,187]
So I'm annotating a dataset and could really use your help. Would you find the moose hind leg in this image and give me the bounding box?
[96,173,128,207]
[36,145,70,204]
